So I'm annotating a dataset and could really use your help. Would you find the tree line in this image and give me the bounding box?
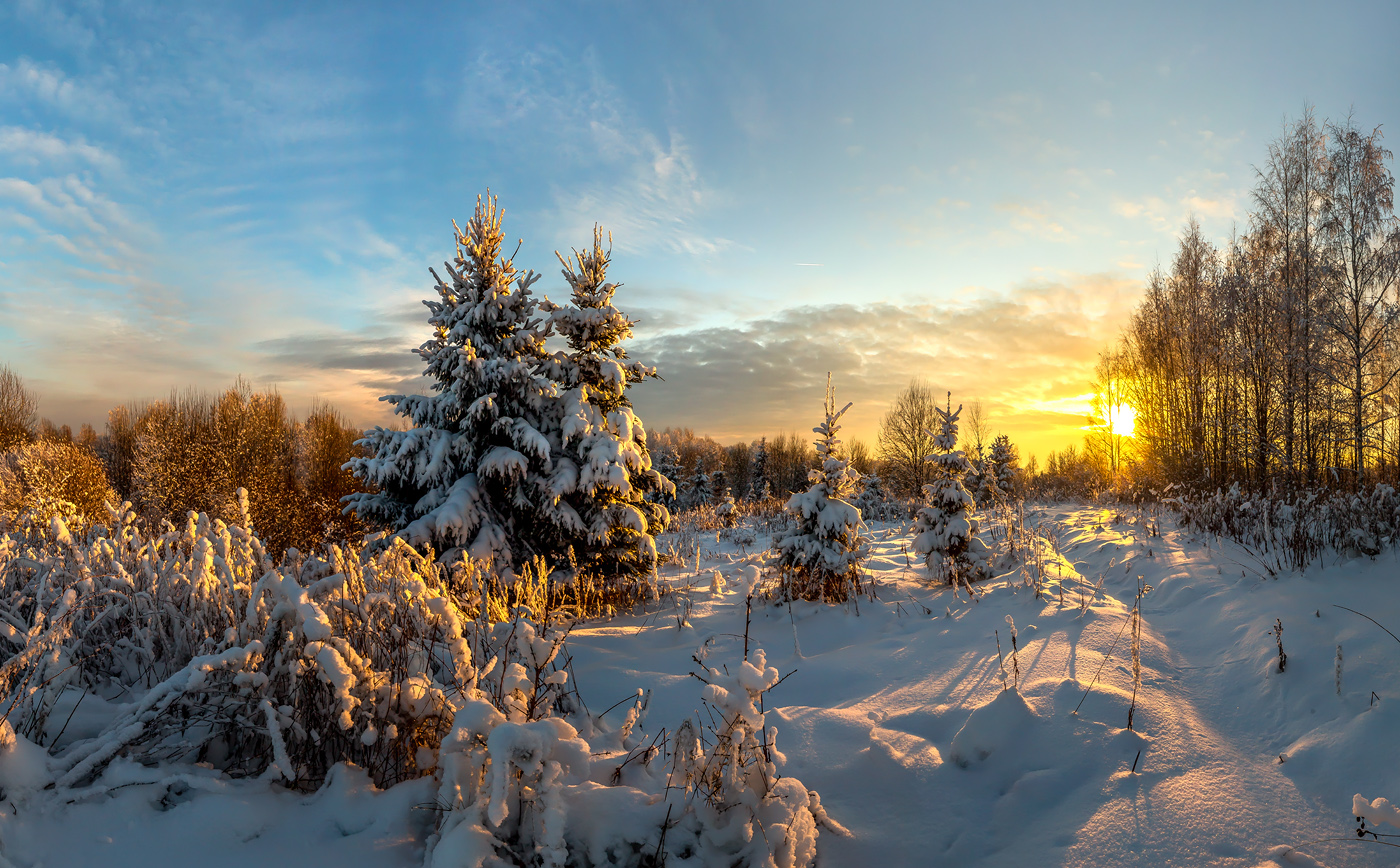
[1099,109,1399,491]
[0,365,365,553]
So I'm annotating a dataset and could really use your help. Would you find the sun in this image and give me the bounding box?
[1111,404,1137,438]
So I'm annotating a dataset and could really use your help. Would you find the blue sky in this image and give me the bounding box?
[1,1,1397,460]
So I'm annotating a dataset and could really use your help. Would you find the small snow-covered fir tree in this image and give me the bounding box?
[346,196,561,571]
[539,226,674,581]
[651,446,681,511]
[683,467,712,511]
[912,394,990,582]
[716,487,736,526]
[747,437,769,502]
[772,376,870,601]
[982,433,1019,505]
[853,472,893,523]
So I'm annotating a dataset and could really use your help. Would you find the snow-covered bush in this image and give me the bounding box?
[428,641,845,868]
[771,378,870,602]
[0,498,478,790]
[912,395,990,583]
[1173,483,1400,571]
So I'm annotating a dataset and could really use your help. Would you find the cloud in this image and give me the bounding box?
[549,131,733,256]
[994,200,1071,241]
[0,126,118,170]
[0,58,131,129]
[458,46,730,256]
[626,273,1142,457]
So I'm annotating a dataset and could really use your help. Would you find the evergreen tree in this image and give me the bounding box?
[346,196,560,571]
[983,434,1020,504]
[716,488,737,526]
[683,467,712,511]
[651,446,681,511]
[853,472,892,523]
[539,227,673,580]
[772,376,869,600]
[912,394,989,582]
[747,436,769,501]
[708,468,728,505]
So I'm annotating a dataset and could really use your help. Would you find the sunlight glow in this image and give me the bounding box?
[1111,404,1136,438]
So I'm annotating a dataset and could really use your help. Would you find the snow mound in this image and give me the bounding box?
[949,688,1037,768]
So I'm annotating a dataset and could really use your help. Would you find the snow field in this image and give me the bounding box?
[3,504,1400,866]
[568,507,1400,867]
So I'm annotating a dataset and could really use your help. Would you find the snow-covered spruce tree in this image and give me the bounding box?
[853,472,892,523]
[346,196,562,573]
[772,376,870,601]
[912,394,990,583]
[709,468,728,504]
[982,433,1019,505]
[683,466,712,511]
[538,226,673,582]
[650,445,681,512]
[747,436,769,501]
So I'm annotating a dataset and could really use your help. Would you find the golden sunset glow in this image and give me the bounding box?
[1111,403,1136,438]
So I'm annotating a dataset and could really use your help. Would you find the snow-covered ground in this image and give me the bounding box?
[5,504,1400,867]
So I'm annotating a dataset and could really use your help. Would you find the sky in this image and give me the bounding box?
[1,1,1397,462]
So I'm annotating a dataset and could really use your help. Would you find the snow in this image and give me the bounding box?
[4,504,1400,865]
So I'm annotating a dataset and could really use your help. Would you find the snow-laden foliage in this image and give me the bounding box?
[912,395,990,582]
[771,379,870,601]
[428,641,845,868]
[0,495,478,789]
[349,199,671,591]
[650,447,681,512]
[346,196,560,573]
[1174,482,1400,571]
[539,227,673,583]
[0,493,839,867]
[853,473,901,523]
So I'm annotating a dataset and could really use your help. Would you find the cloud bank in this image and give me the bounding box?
[626,273,1141,458]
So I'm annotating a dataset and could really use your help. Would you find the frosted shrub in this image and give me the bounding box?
[1174,483,1400,571]
[428,641,845,868]
[38,525,476,789]
[0,491,841,866]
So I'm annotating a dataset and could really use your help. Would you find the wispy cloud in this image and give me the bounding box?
[0,58,133,130]
[459,45,731,256]
[0,126,118,170]
[549,131,733,256]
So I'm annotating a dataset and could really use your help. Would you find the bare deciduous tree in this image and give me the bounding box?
[0,365,38,452]
[877,379,940,497]
[1320,115,1400,485]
